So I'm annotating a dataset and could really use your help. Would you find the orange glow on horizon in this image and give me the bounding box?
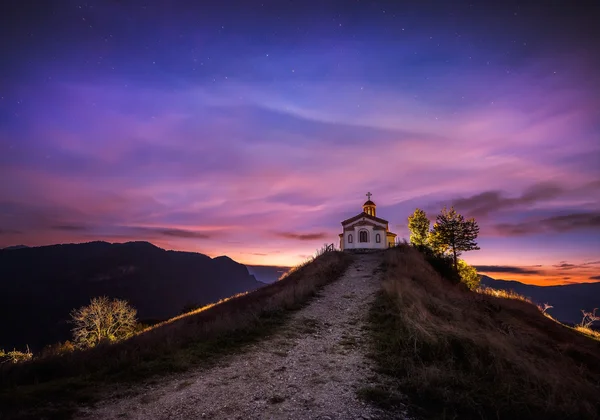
[2,232,598,287]
[478,270,600,287]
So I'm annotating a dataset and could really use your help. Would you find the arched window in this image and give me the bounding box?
[376,233,381,243]
[348,234,353,243]
[359,230,368,243]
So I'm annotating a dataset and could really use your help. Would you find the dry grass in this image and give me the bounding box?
[0,348,33,365]
[477,286,600,341]
[362,245,600,419]
[0,250,352,420]
[475,284,533,303]
[575,326,600,341]
[141,291,251,333]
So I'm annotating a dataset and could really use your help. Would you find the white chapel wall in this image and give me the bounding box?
[342,225,387,250]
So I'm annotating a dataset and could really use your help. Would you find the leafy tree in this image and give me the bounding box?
[427,228,448,256]
[430,206,480,270]
[457,259,480,290]
[70,296,137,348]
[408,208,430,246]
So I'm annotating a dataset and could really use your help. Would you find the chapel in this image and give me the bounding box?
[339,193,397,250]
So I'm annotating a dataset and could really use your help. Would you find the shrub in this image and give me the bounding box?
[457,259,480,290]
[70,296,138,348]
[581,308,600,328]
[0,348,33,364]
[40,341,75,359]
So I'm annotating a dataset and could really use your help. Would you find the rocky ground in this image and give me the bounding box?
[78,253,408,420]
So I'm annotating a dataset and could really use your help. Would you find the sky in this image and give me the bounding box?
[1,0,599,286]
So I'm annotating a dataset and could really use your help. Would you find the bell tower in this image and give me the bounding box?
[362,192,376,217]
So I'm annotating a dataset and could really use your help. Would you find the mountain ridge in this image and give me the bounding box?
[481,275,600,324]
[0,241,263,351]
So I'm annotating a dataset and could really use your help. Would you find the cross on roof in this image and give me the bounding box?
[366,192,372,201]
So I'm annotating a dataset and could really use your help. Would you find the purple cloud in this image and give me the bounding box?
[474,265,542,275]
[494,212,600,236]
[274,232,329,241]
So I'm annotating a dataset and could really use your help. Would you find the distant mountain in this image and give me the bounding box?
[481,275,600,325]
[246,265,292,284]
[0,241,263,351]
[2,244,29,250]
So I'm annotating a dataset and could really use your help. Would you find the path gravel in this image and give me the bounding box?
[78,253,402,420]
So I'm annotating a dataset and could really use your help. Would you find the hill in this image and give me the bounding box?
[0,241,263,352]
[362,246,600,419]
[0,250,352,420]
[480,275,600,324]
[2,246,600,419]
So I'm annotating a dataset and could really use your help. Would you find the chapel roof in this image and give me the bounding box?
[363,200,376,206]
[341,212,389,226]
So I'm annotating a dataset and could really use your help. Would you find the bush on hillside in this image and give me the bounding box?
[0,348,33,365]
[39,341,75,359]
[581,308,600,328]
[70,296,138,348]
[456,259,480,290]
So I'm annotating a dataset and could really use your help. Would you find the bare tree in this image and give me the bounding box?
[539,303,553,314]
[70,296,138,348]
[580,308,600,328]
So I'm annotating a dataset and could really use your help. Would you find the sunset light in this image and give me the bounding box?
[0,8,598,278]
[2,2,600,419]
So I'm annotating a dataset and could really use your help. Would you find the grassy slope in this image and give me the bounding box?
[361,246,600,420]
[0,251,353,420]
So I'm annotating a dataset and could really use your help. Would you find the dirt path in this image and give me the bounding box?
[78,253,395,420]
